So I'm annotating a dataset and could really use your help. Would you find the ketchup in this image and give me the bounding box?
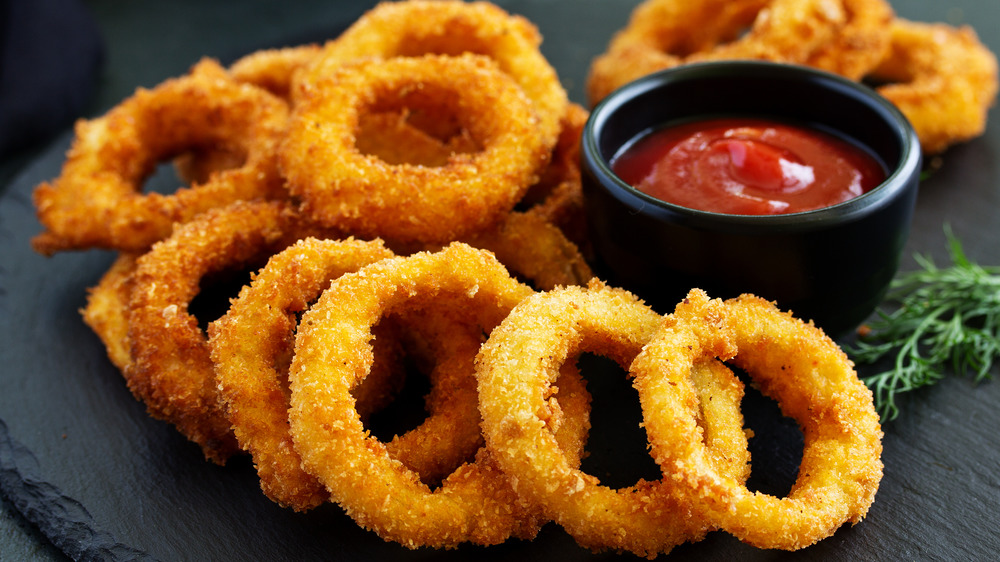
[611,117,886,215]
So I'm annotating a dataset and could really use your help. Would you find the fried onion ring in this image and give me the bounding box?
[630,289,883,550]
[586,0,856,104]
[281,54,548,243]
[299,0,568,148]
[475,280,750,557]
[32,59,290,255]
[126,200,334,463]
[866,19,999,154]
[288,243,593,547]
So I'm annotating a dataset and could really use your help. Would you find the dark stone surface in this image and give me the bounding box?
[2,1,999,560]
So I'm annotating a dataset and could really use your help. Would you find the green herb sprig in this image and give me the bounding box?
[849,228,1000,421]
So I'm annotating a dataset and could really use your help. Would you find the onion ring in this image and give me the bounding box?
[630,288,883,550]
[126,200,335,463]
[209,237,504,509]
[475,280,750,557]
[31,59,290,255]
[866,19,999,154]
[288,243,592,547]
[586,0,853,104]
[280,53,549,243]
[299,0,568,149]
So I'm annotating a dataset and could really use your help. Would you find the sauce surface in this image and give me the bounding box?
[611,117,886,215]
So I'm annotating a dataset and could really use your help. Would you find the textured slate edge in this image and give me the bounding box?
[0,420,156,562]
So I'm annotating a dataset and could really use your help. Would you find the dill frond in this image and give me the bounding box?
[849,227,1000,421]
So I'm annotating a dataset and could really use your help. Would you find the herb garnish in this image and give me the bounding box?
[849,228,1000,421]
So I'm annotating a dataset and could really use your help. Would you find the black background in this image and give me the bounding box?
[2,1,999,560]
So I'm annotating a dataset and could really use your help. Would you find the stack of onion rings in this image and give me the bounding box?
[38,0,891,555]
[474,280,751,557]
[58,0,589,472]
[287,243,590,547]
[587,0,997,153]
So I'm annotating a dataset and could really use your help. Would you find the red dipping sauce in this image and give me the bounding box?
[611,117,886,215]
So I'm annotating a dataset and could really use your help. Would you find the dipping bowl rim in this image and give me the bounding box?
[581,60,922,231]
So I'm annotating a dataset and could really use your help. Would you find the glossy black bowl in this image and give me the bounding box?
[581,61,922,337]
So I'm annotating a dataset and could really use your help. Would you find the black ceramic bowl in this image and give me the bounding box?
[581,61,922,337]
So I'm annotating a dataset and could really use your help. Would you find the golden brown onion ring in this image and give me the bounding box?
[867,19,999,154]
[288,243,592,547]
[299,0,568,149]
[32,59,290,255]
[281,54,549,243]
[631,289,883,550]
[475,280,750,557]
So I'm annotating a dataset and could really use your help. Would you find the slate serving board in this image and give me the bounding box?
[2,1,999,560]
